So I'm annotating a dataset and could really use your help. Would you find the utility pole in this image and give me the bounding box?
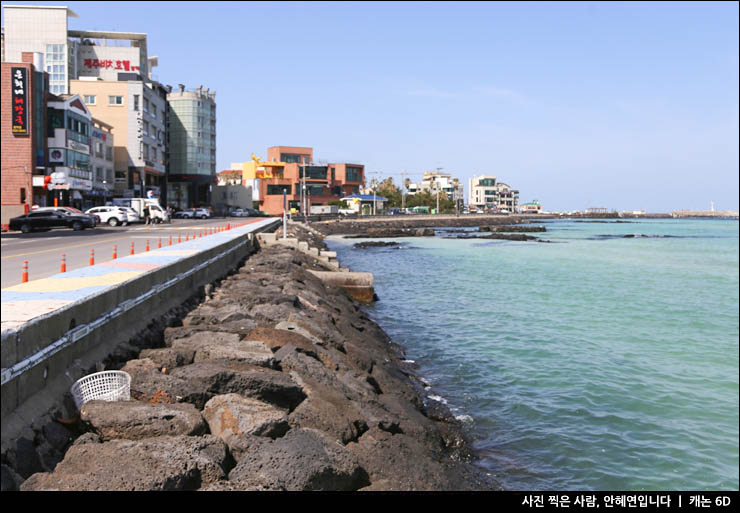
[400,170,406,211]
[435,167,443,214]
[282,189,287,239]
[300,160,306,224]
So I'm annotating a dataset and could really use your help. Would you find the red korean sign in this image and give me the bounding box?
[11,67,28,134]
[83,58,140,72]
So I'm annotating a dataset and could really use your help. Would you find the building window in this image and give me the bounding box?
[109,96,123,106]
[106,146,113,161]
[300,166,328,180]
[306,185,325,196]
[143,144,149,160]
[21,188,27,204]
[281,154,304,164]
[267,185,291,195]
[346,167,362,182]
[84,95,96,105]
[143,98,149,113]
[133,95,139,111]
[143,121,149,137]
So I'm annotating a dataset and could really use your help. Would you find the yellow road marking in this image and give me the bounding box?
[1,235,144,260]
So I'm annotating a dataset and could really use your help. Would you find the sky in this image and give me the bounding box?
[3,1,738,212]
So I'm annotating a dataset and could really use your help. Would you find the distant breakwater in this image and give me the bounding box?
[312,214,550,236]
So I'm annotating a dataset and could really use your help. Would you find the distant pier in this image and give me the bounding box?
[670,210,739,219]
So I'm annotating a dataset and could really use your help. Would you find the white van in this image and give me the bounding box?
[112,198,169,223]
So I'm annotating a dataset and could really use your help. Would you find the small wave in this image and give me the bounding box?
[428,394,449,404]
[455,414,475,425]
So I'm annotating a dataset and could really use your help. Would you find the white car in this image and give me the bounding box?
[86,206,128,227]
[115,206,140,224]
[173,209,195,219]
[193,208,211,219]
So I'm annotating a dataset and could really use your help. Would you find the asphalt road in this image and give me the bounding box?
[1,217,253,289]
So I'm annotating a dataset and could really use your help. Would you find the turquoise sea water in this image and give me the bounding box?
[325,219,739,491]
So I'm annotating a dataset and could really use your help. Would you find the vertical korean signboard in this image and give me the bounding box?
[11,67,28,135]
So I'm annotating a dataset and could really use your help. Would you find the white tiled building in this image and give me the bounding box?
[407,171,464,209]
[468,174,519,212]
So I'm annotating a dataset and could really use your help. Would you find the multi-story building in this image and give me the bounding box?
[70,78,167,199]
[468,174,519,212]
[407,171,464,210]
[4,5,168,203]
[255,146,364,215]
[166,84,216,209]
[2,4,78,95]
[1,52,47,226]
[46,93,93,209]
[89,118,115,206]
[68,30,149,83]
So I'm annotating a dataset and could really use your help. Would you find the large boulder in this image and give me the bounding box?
[182,303,252,326]
[20,435,230,491]
[80,400,207,440]
[169,361,306,411]
[203,394,289,440]
[163,321,259,347]
[344,428,464,491]
[121,359,212,409]
[287,383,368,445]
[246,327,318,355]
[227,428,368,491]
[170,331,275,368]
[139,347,195,371]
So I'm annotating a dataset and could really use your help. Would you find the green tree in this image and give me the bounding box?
[406,190,455,213]
[375,177,403,209]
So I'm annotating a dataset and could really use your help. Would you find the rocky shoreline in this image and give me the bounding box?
[312,214,546,236]
[11,223,500,491]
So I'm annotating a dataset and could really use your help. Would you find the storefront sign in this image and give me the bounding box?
[92,130,108,142]
[68,139,90,154]
[82,59,139,72]
[49,149,65,163]
[11,67,28,134]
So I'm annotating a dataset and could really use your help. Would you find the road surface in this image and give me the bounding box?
[1,218,258,289]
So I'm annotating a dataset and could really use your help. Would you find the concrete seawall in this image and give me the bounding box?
[1,218,281,448]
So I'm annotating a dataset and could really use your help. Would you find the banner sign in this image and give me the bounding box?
[11,67,28,134]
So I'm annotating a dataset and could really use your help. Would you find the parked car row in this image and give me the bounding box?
[173,208,212,219]
[229,208,269,217]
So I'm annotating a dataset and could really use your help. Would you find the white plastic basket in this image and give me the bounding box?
[70,370,131,410]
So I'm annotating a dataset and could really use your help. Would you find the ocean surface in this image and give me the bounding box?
[325,218,739,491]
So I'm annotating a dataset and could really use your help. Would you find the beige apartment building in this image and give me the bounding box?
[407,171,464,210]
[70,78,166,198]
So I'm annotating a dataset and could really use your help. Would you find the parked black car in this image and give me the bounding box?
[9,209,95,233]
